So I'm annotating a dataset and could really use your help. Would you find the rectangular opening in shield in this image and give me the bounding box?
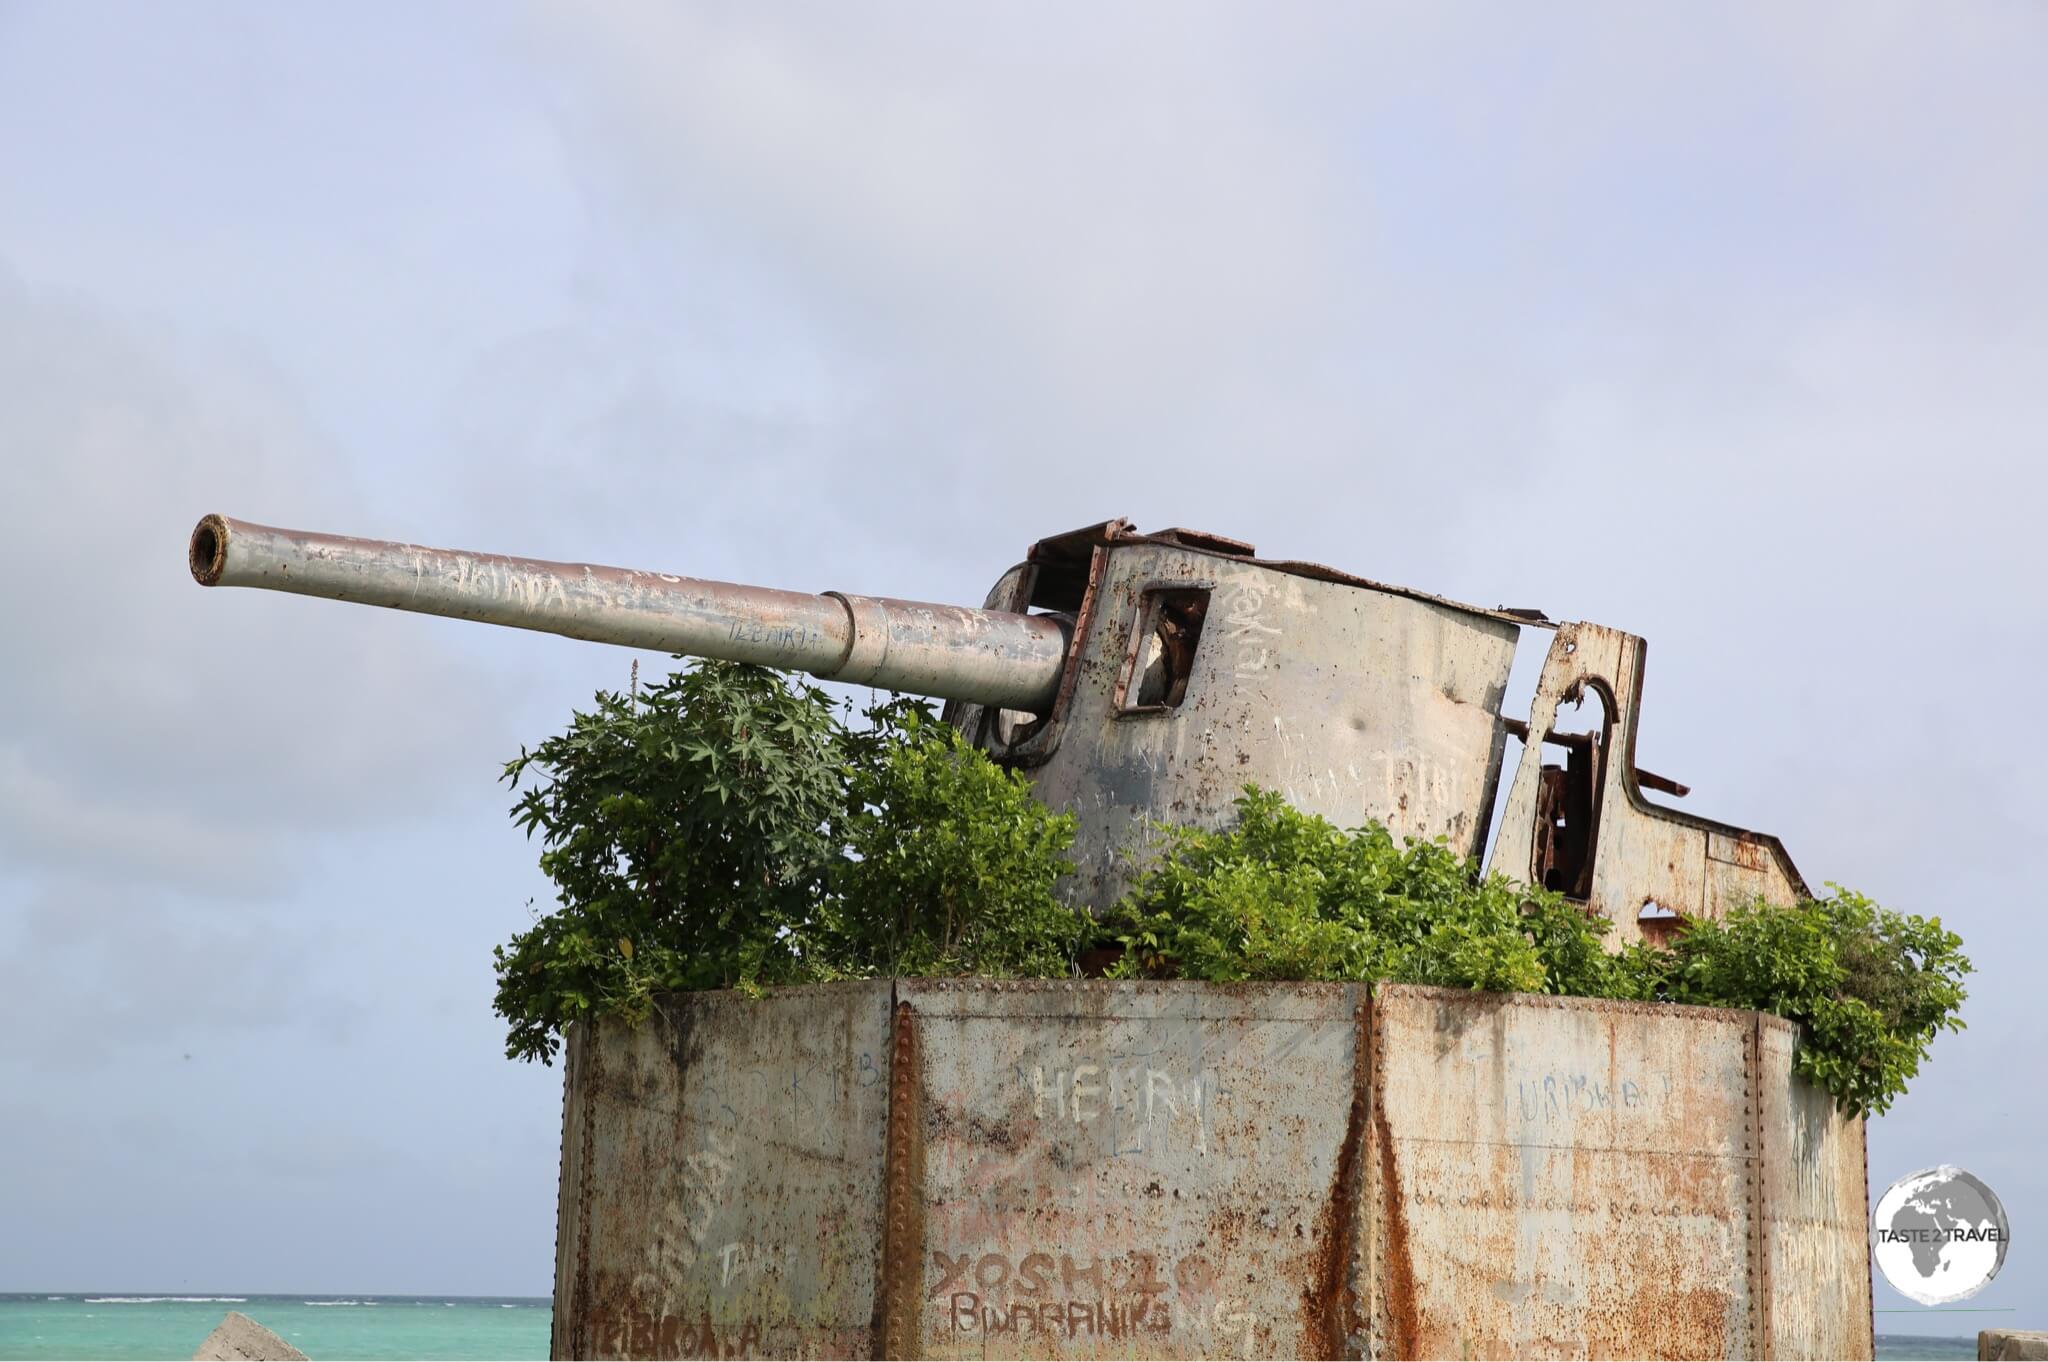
[1116,586,1211,713]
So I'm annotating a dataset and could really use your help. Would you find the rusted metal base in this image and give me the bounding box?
[551,982,1872,1360]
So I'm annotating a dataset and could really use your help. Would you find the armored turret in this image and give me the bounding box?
[189,513,1803,935]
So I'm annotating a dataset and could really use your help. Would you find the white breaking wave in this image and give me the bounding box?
[303,1300,375,1307]
[83,1297,248,1304]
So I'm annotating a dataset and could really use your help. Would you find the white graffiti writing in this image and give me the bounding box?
[1024,1062,1210,1154]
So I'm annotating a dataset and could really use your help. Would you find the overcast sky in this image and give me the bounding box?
[1,0,2042,1325]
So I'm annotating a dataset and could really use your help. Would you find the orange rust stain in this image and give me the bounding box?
[1616,1283,1731,1359]
[1300,1080,1366,1359]
[1372,1107,1420,1360]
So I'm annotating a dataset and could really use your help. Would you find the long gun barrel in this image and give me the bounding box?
[188,514,1069,712]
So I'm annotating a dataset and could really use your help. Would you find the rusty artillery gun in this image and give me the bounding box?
[191,512,1802,938]
[190,513,1868,1358]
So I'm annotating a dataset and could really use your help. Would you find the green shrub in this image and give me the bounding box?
[1647,888,1970,1115]
[491,664,1086,1064]
[816,701,1088,979]
[492,662,846,1063]
[1105,787,1613,996]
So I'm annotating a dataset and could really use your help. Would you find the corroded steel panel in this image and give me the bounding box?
[901,979,1366,1359]
[553,981,1871,1360]
[551,1021,590,1361]
[1756,1018,1875,1359]
[552,982,894,1359]
[1019,541,1520,907]
[1367,986,1759,1359]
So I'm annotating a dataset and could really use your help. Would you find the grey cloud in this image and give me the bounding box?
[531,6,1345,360]
[0,749,291,898]
[0,872,346,1072]
[0,269,516,893]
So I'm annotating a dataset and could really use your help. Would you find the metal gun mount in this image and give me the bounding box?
[190,513,1805,940]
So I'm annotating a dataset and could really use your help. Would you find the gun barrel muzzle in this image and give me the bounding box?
[189,514,1068,711]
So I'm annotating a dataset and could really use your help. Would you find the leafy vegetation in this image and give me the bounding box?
[818,701,1088,981]
[491,663,1085,1064]
[1107,790,1969,1114]
[1105,787,1619,996]
[1647,888,1971,1115]
[492,662,1967,1114]
[493,663,847,1063]
[1105,786,1630,999]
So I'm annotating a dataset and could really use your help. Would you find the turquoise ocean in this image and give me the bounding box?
[0,1295,1976,1360]
[0,1296,548,1361]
